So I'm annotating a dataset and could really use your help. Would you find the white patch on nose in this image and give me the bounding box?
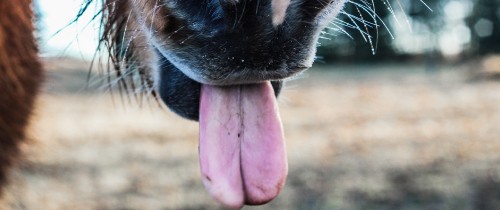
[272,0,290,26]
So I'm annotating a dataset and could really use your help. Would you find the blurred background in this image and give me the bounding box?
[2,0,499,209]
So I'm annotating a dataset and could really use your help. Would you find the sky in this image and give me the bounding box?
[37,0,99,59]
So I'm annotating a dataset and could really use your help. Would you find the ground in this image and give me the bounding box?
[1,58,499,209]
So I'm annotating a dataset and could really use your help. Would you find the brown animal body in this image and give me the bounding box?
[0,0,42,192]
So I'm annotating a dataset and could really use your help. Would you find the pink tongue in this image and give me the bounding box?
[199,82,288,209]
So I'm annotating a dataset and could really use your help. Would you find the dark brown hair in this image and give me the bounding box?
[0,0,43,192]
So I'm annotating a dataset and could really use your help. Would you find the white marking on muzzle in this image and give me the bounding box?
[272,0,290,26]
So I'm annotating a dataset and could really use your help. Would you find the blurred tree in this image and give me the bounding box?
[467,0,500,56]
[33,0,44,42]
[316,0,500,63]
[317,0,439,62]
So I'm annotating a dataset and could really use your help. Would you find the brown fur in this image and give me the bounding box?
[0,0,43,193]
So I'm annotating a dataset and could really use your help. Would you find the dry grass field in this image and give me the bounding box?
[1,58,499,209]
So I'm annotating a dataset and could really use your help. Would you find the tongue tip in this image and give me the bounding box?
[244,192,280,206]
[218,199,244,210]
[203,184,244,209]
[245,199,273,206]
[244,172,287,206]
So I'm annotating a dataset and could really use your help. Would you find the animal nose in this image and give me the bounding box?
[271,0,291,25]
[216,0,291,28]
[215,0,332,28]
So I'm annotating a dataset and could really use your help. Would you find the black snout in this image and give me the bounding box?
[158,55,283,121]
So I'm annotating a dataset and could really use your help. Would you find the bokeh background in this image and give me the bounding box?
[1,0,499,209]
